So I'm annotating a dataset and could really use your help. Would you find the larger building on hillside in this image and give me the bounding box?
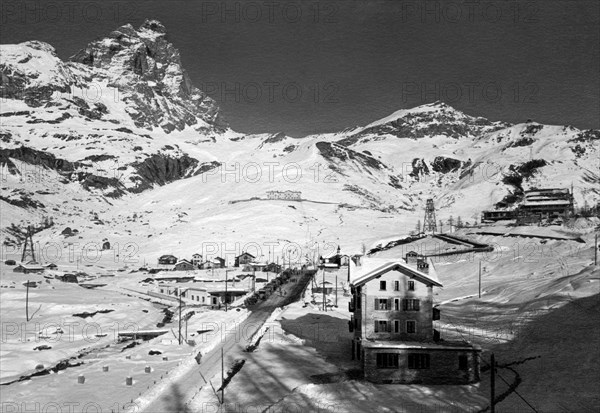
[349,253,480,384]
[519,188,574,217]
[482,187,574,223]
[267,190,302,200]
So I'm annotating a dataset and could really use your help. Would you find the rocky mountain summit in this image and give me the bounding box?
[0,20,598,248]
[70,19,226,133]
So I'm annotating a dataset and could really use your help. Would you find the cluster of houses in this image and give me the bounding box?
[156,252,282,272]
[347,250,481,384]
[157,254,226,271]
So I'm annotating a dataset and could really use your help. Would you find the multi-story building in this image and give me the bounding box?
[349,253,481,384]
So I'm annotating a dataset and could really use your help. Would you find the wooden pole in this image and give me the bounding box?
[221,347,225,404]
[225,271,228,312]
[347,256,351,282]
[592,232,598,264]
[490,353,496,413]
[478,260,482,298]
[323,268,326,312]
[25,279,29,321]
[335,274,338,307]
[178,287,182,345]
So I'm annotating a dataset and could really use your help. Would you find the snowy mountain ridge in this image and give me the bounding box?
[1,20,599,256]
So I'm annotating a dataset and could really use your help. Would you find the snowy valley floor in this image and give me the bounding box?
[1,226,599,412]
[188,228,599,413]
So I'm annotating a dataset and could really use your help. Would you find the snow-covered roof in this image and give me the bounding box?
[351,258,442,288]
[522,200,571,206]
[361,340,480,351]
[236,252,255,258]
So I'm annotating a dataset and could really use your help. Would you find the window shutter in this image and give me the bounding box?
[374,321,379,332]
[374,298,379,310]
[414,300,420,311]
[387,322,392,333]
[387,298,392,310]
[402,299,408,311]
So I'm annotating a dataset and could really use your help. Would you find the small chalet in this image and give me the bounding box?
[158,285,209,305]
[208,288,248,309]
[191,253,203,268]
[172,259,195,271]
[349,253,480,384]
[235,252,255,267]
[158,255,177,266]
[13,261,45,274]
[213,257,226,268]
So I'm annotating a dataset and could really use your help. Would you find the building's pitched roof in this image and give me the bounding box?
[236,252,255,258]
[159,254,177,259]
[351,258,442,288]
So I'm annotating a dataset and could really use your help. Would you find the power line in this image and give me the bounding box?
[435,315,540,413]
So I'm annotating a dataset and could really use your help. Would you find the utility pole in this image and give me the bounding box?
[225,270,229,312]
[335,274,338,307]
[347,256,351,282]
[252,267,256,292]
[478,260,482,298]
[490,353,496,413]
[595,233,598,266]
[178,287,182,345]
[323,269,326,312]
[221,347,224,404]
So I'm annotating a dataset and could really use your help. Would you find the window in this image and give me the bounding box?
[377,298,388,310]
[406,320,416,334]
[402,299,420,311]
[202,297,205,303]
[408,353,430,369]
[458,355,469,371]
[394,281,400,291]
[394,299,399,311]
[408,281,415,291]
[374,320,390,333]
[380,281,386,290]
[394,320,399,333]
[376,353,399,369]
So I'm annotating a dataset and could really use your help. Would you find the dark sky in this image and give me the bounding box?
[1,0,598,136]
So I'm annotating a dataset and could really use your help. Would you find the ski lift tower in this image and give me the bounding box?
[21,226,36,262]
[423,199,437,234]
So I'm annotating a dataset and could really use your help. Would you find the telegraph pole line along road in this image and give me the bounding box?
[141,270,313,412]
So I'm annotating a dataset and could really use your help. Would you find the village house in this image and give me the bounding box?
[200,256,226,269]
[235,252,255,267]
[207,288,248,309]
[156,285,210,305]
[158,254,177,266]
[191,253,203,268]
[349,253,480,384]
[172,259,195,271]
[13,261,45,274]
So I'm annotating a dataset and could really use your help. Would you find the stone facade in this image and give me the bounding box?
[350,257,481,384]
[362,344,481,384]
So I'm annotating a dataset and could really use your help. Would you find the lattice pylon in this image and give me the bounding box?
[21,226,36,263]
[423,199,437,233]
